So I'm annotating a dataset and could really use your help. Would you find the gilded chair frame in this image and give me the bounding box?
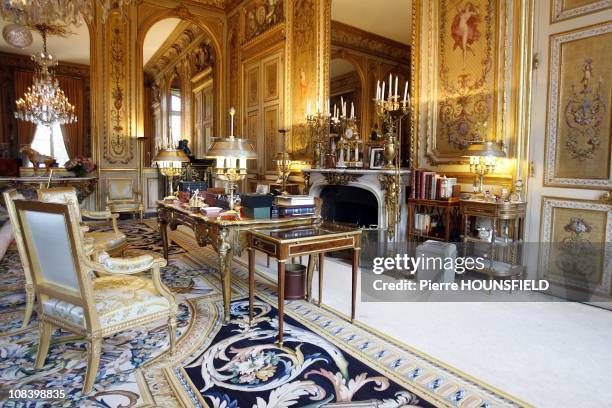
[2,189,35,327]
[37,187,127,256]
[104,178,144,221]
[14,199,177,394]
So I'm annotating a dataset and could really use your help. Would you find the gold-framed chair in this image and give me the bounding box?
[2,189,35,327]
[13,199,177,394]
[105,178,144,221]
[37,187,127,256]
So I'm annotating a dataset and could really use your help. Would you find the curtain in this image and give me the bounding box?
[57,75,84,159]
[13,71,36,149]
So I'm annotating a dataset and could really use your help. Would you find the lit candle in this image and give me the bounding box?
[229,107,236,137]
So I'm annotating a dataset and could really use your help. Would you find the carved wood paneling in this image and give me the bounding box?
[103,11,133,165]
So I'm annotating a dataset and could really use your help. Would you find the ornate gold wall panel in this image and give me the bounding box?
[544,22,612,188]
[290,0,318,156]
[103,11,135,165]
[415,0,530,169]
[540,196,612,298]
[551,0,612,23]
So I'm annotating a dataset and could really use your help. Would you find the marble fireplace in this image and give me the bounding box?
[303,168,411,240]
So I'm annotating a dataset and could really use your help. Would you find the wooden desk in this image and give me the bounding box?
[157,201,318,322]
[247,223,362,345]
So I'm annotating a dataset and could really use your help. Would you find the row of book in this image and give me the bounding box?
[410,170,457,200]
[413,213,433,234]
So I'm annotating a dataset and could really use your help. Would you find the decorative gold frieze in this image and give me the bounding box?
[322,172,361,185]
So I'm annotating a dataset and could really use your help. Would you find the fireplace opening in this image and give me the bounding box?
[320,185,378,228]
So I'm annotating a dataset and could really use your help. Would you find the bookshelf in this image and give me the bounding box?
[407,198,461,242]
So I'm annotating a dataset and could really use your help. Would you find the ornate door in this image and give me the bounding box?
[526,1,612,305]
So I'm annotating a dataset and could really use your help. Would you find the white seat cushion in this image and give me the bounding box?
[42,275,170,328]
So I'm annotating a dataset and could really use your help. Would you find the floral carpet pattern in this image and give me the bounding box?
[0,220,528,408]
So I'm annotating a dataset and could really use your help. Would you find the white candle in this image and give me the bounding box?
[351,102,354,118]
[381,82,385,102]
[239,157,246,170]
[389,74,392,93]
[376,80,380,100]
[327,98,330,114]
[355,144,359,160]
[229,107,235,137]
[395,76,398,97]
[403,81,408,102]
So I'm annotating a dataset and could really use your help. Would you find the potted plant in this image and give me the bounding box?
[64,156,96,177]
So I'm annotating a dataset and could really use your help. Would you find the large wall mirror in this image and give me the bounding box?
[330,0,412,167]
[0,17,92,167]
[141,18,216,166]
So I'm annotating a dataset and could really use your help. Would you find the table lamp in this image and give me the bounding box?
[206,108,257,212]
[466,141,505,194]
[153,145,189,200]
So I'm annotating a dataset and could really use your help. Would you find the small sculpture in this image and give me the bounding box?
[178,139,192,156]
[20,146,54,174]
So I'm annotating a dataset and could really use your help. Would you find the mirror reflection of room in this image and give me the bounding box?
[0,18,91,174]
[330,0,411,169]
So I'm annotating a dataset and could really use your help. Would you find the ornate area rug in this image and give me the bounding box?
[0,221,529,408]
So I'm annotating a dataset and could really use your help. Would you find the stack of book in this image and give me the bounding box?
[410,170,457,200]
[273,195,316,217]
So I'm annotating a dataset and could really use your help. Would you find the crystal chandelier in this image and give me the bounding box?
[0,0,133,27]
[15,26,76,126]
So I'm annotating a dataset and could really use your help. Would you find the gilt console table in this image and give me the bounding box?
[0,175,97,203]
[157,201,319,322]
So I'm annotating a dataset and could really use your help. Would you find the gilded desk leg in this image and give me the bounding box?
[306,254,317,302]
[318,252,324,307]
[277,260,286,346]
[352,248,359,323]
[218,228,233,323]
[248,248,255,323]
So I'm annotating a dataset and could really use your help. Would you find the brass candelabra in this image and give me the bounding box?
[306,110,330,168]
[373,76,410,240]
[373,95,410,169]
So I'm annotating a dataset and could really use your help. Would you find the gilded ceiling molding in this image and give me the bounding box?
[244,0,284,42]
[331,20,410,65]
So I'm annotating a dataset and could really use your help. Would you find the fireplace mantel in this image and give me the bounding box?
[303,168,411,240]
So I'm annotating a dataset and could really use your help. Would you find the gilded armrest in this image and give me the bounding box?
[93,253,158,275]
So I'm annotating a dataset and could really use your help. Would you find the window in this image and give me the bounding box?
[169,89,181,144]
[30,124,70,166]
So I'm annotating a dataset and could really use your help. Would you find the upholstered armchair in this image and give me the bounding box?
[13,199,177,394]
[2,189,35,327]
[37,187,127,256]
[105,178,144,221]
